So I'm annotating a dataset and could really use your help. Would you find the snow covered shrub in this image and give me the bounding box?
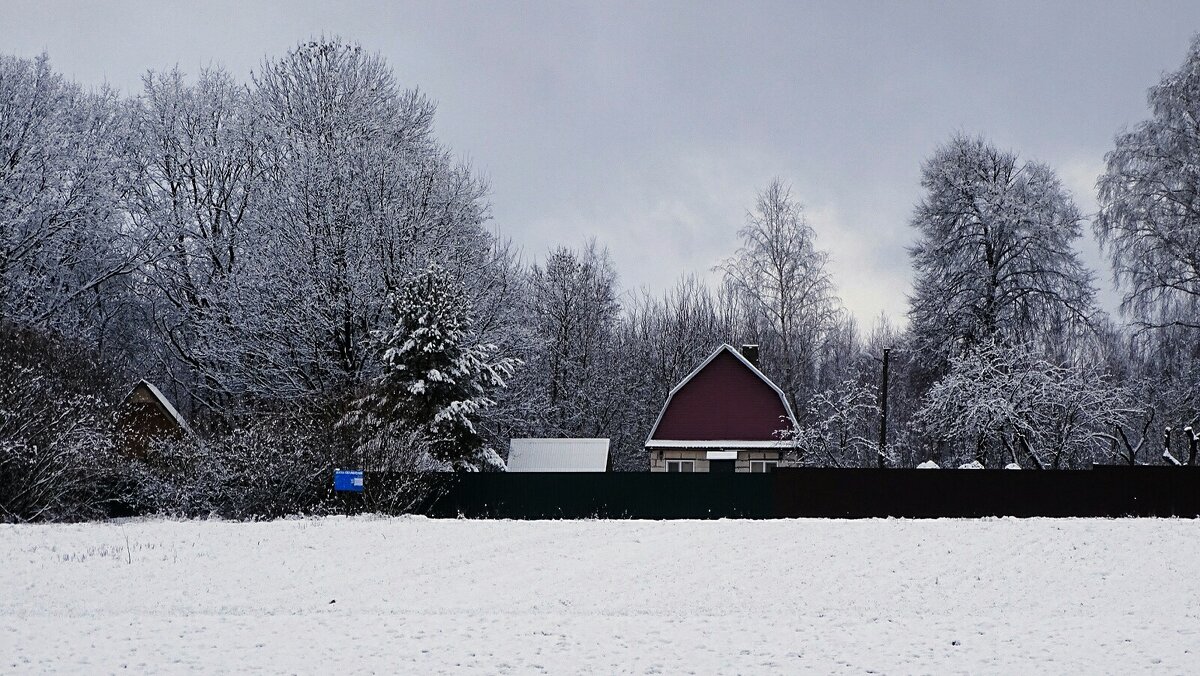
[342,264,518,471]
[0,420,124,522]
[0,325,127,521]
[130,415,331,519]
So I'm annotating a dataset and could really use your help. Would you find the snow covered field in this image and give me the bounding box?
[3,517,1199,674]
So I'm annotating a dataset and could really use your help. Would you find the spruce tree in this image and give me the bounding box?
[350,264,519,470]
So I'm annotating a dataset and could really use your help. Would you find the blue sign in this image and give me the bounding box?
[334,470,364,493]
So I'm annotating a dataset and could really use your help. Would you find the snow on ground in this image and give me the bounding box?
[2,517,1199,674]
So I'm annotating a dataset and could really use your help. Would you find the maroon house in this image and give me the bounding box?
[646,344,798,472]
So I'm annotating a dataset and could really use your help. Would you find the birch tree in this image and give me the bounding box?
[1097,34,1200,334]
[720,179,841,407]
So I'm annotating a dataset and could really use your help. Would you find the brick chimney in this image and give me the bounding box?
[740,344,760,369]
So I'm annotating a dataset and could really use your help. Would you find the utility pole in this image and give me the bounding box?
[878,347,890,468]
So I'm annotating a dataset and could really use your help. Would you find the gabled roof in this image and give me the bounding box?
[507,438,610,472]
[645,344,797,449]
[126,380,195,437]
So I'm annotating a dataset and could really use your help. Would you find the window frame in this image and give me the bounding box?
[749,460,778,473]
[666,459,696,473]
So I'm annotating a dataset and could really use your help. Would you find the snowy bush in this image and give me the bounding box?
[0,428,125,523]
[785,380,883,467]
[0,326,127,522]
[129,416,331,519]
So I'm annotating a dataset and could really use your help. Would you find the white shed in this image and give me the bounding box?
[506,438,610,472]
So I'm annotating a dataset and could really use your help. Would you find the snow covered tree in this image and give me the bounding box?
[786,379,881,468]
[913,341,1134,469]
[617,275,746,470]
[345,264,519,471]
[907,136,1097,368]
[1097,34,1200,334]
[524,242,623,440]
[1095,36,1200,456]
[720,179,842,408]
[623,275,741,397]
[0,53,145,342]
[125,65,261,409]
[245,38,493,404]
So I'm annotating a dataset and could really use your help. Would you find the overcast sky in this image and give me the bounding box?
[5,1,1200,325]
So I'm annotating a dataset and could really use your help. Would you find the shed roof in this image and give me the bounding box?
[507,438,610,472]
[126,380,195,437]
[646,344,797,449]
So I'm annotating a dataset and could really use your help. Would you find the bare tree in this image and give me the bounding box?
[720,178,841,408]
[523,241,623,441]
[624,275,739,390]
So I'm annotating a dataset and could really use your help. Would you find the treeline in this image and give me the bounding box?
[2,37,1199,520]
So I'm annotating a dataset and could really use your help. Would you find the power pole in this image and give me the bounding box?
[878,347,890,468]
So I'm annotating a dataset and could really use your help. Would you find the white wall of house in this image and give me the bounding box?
[648,449,780,473]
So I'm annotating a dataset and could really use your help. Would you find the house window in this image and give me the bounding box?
[666,460,695,472]
[749,460,777,473]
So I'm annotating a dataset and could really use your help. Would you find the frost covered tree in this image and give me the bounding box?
[623,275,741,395]
[524,242,623,440]
[617,276,746,469]
[1095,36,1200,459]
[913,341,1134,469]
[0,53,145,342]
[720,179,841,407]
[1097,35,1200,334]
[787,379,880,468]
[907,136,1097,368]
[125,65,261,408]
[211,38,495,405]
[344,264,518,471]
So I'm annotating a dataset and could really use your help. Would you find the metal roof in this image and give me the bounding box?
[507,438,610,472]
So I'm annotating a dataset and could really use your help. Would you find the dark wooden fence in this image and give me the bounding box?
[366,466,1200,519]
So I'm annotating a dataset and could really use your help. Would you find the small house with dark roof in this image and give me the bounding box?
[646,344,797,472]
[117,380,194,458]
